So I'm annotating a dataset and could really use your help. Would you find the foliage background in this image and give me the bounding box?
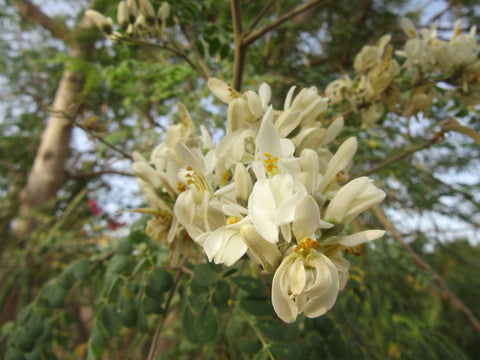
[0,0,479,359]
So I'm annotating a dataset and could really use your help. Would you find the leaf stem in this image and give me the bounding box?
[147,257,188,360]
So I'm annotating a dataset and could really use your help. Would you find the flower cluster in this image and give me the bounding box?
[86,0,170,39]
[325,18,480,126]
[132,78,386,323]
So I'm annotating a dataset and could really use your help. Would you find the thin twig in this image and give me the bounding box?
[231,0,245,91]
[69,170,134,179]
[355,131,445,178]
[178,23,212,79]
[243,0,277,37]
[131,37,208,81]
[51,109,133,160]
[147,258,188,360]
[243,0,323,46]
[373,206,480,335]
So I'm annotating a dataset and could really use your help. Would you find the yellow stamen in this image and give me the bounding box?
[295,237,319,253]
[263,152,279,172]
[227,216,241,225]
[177,182,187,192]
[223,170,231,184]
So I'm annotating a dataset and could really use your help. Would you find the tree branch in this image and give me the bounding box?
[14,0,72,42]
[243,0,324,46]
[355,130,445,178]
[373,206,480,335]
[243,0,277,37]
[178,23,212,79]
[231,0,245,91]
[51,109,133,160]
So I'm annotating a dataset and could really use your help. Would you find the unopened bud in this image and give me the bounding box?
[138,0,156,25]
[85,10,113,34]
[234,163,252,206]
[157,2,170,24]
[241,224,282,273]
[134,13,148,31]
[127,0,138,24]
[118,1,129,30]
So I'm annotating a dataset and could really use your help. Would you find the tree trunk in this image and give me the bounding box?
[13,1,93,238]
[16,65,85,236]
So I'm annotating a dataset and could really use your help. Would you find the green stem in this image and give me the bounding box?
[238,307,275,360]
[147,257,188,360]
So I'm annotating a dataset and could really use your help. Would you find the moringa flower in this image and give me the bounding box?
[272,243,340,323]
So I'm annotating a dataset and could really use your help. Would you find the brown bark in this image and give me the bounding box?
[14,1,93,237]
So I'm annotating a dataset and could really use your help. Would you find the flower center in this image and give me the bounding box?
[227,216,242,225]
[295,237,319,253]
[263,152,279,173]
[177,182,187,192]
[184,166,212,202]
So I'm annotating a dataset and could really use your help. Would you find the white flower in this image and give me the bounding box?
[272,247,340,323]
[317,137,358,194]
[248,174,307,244]
[196,222,248,266]
[324,176,386,224]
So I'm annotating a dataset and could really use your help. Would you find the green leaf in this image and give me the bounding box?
[143,295,165,314]
[188,292,209,313]
[90,324,105,348]
[239,296,274,317]
[193,263,215,287]
[5,348,25,360]
[87,339,103,360]
[182,306,198,343]
[116,237,134,255]
[240,337,262,356]
[99,304,120,337]
[17,328,35,352]
[208,261,223,273]
[26,312,44,339]
[257,319,286,340]
[108,254,130,274]
[64,258,92,280]
[253,350,268,360]
[129,230,150,244]
[24,349,41,360]
[136,305,149,332]
[194,303,217,343]
[231,276,267,297]
[43,282,67,308]
[146,268,173,296]
[116,296,137,328]
[212,280,231,313]
[270,343,300,360]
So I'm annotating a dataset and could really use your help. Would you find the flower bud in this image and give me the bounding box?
[118,1,129,30]
[138,0,156,25]
[85,10,113,34]
[157,2,170,24]
[127,0,138,23]
[233,163,252,206]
